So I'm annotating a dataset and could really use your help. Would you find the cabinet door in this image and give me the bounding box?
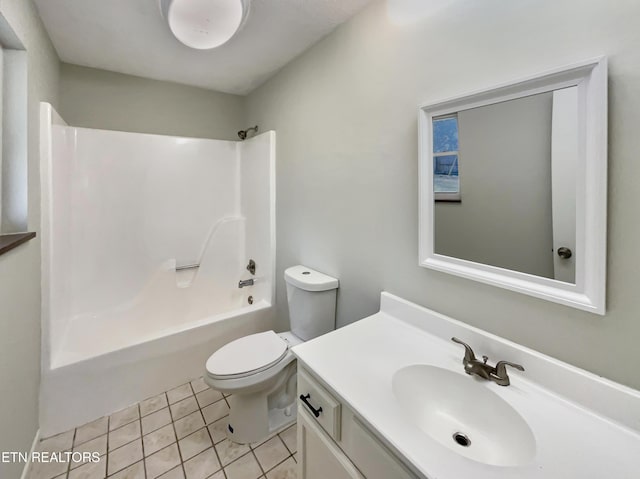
[346,416,417,479]
[298,409,364,479]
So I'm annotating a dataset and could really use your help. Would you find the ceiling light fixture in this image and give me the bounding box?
[160,0,250,50]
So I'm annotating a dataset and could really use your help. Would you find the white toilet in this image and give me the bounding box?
[204,265,339,444]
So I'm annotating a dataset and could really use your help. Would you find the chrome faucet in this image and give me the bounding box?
[451,337,524,386]
[238,279,254,288]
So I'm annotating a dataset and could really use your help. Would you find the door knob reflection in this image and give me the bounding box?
[557,247,572,259]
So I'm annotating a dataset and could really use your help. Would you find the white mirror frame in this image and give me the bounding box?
[418,58,607,314]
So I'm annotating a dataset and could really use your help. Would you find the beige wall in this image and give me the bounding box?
[0,0,59,476]
[435,92,554,278]
[246,0,640,390]
[59,64,246,141]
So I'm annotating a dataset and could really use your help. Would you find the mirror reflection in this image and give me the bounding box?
[433,88,578,284]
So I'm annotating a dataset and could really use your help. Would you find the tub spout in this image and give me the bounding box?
[238,279,254,288]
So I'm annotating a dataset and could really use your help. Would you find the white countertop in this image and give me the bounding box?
[292,293,640,479]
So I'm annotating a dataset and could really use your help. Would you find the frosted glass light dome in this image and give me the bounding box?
[162,0,249,50]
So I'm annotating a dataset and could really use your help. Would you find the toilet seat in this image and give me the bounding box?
[206,331,288,380]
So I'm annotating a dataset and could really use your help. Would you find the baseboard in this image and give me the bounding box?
[19,429,40,479]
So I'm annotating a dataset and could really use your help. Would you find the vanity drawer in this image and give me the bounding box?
[298,368,341,440]
[346,416,417,479]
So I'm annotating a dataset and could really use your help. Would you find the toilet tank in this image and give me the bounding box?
[284,265,339,341]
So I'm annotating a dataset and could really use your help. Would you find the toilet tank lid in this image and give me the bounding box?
[284,265,339,292]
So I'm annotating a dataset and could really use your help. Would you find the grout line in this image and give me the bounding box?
[66,428,78,477]
[167,383,194,406]
[137,402,148,479]
[108,416,139,435]
[263,453,293,476]
[196,384,228,479]
[251,432,276,451]
[144,443,178,476]
[72,426,110,449]
[252,448,266,476]
[105,442,143,478]
[141,407,173,436]
[140,393,169,419]
[279,428,295,456]
[170,401,198,423]
[171,388,189,479]
[206,427,228,477]
[222,450,257,474]
[107,437,137,456]
[274,434,288,454]
[210,395,229,411]
[107,417,143,453]
[197,391,223,410]
[190,380,226,479]
[104,415,110,478]
[110,419,140,435]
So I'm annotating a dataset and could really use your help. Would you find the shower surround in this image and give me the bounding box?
[39,103,275,436]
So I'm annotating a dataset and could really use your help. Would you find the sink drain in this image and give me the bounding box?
[453,432,471,447]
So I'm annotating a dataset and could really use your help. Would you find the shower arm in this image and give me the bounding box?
[238,125,258,140]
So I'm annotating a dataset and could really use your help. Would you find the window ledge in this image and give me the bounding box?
[0,232,36,257]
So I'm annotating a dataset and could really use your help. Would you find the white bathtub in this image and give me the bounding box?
[40,300,274,437]
[39,103,276,436]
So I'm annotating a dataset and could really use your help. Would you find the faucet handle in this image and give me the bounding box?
[451,337,476,363]
[492,361,525,386]
[495,361,525,372]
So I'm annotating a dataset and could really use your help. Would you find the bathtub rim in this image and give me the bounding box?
[49,299,272,371]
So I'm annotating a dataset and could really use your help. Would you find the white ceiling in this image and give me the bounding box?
[35,0,372,95]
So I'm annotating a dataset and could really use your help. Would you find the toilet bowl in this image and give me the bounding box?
[203,265,339,444]
[204,330,302,444]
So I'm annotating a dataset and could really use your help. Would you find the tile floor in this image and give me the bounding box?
[30,378,298,479]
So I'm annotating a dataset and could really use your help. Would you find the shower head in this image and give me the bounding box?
[238,125,258,140]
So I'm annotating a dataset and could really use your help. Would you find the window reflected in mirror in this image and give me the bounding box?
[432,115,460,201]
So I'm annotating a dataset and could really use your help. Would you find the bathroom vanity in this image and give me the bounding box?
[292,293,640,478]
[296,367,414,479]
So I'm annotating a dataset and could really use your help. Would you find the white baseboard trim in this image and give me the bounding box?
[19,429,40,479]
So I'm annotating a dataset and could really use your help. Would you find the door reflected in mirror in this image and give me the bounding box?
[432,88,578,284]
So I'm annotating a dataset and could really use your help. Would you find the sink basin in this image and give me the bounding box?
[392,365,536,467]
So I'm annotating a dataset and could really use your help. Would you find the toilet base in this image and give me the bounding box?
[226,398,297,444]
[220,361,298,444]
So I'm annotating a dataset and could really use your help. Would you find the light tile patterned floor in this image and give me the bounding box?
[30,378,298,479]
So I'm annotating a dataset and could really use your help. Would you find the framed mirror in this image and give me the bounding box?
[418,58,607,314]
